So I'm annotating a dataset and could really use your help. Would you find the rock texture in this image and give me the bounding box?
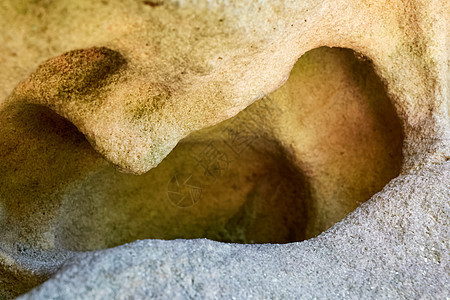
[0,0,448,299]
[17,162,450,299]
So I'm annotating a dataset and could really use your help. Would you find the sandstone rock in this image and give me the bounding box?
[17,161,450,299]
[0,0,448,299]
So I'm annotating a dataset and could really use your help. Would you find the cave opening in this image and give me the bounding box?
[0,47,404,252]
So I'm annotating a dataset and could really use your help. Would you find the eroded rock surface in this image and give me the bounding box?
[0,0,448,299]
[17,162,450,299]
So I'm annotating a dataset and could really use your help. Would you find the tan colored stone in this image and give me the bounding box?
[0,0,448,298]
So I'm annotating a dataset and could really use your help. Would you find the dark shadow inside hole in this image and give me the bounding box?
[0,47,403,253]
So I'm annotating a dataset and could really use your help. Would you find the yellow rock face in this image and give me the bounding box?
[0,0,448,298]
[0,47,403,250]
